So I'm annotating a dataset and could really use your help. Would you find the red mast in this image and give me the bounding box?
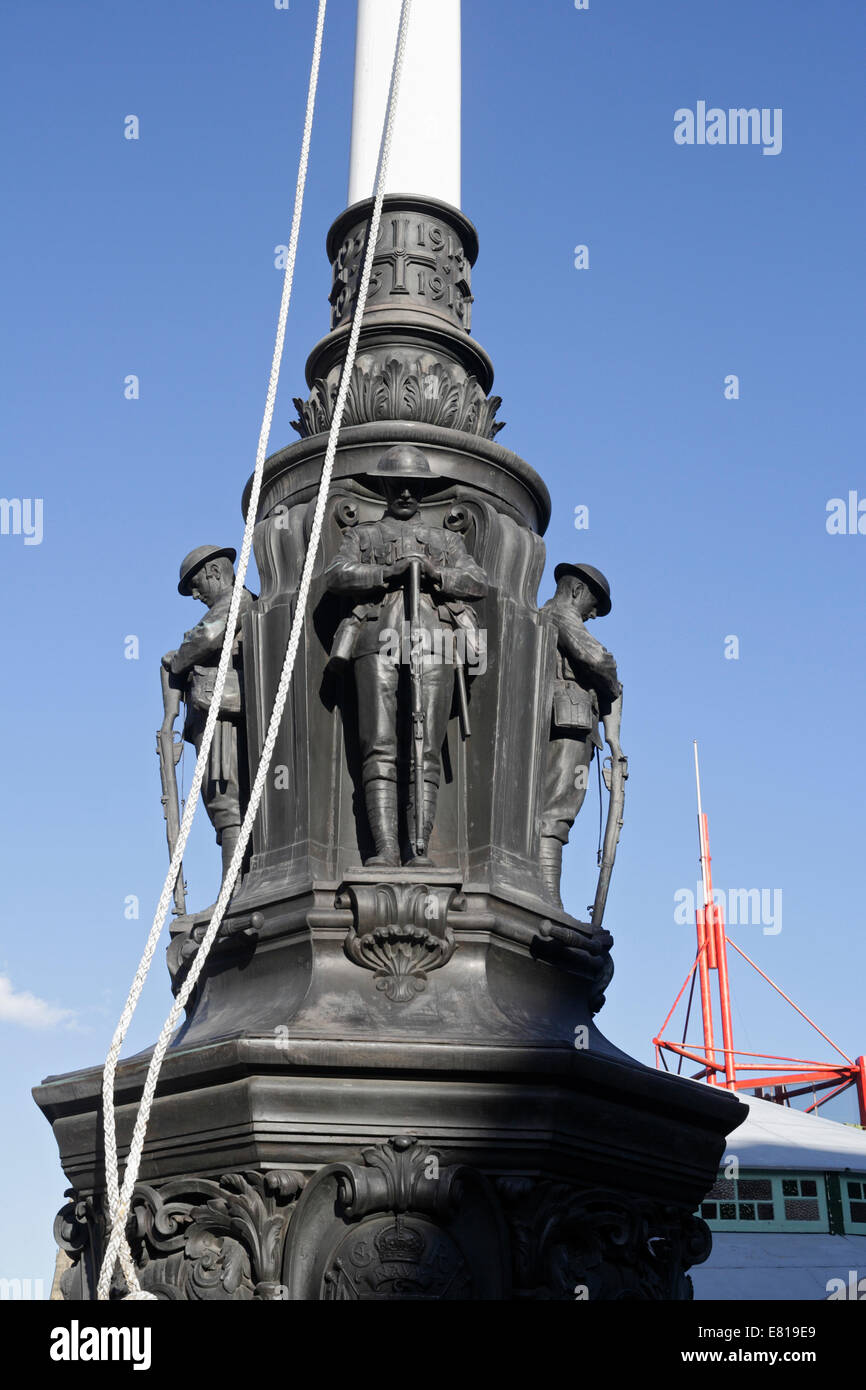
[694,743,736,1091]
[654,745,866,1126]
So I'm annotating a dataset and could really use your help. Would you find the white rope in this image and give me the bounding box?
[97,0,329,1299]
[97,0,414,1301]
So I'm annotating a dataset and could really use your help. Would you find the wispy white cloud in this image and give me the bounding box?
[0,974,76,1029]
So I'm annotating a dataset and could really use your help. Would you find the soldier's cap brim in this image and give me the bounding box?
[364,466,440,489]
[178,546,237,595]
[553,563,612,616]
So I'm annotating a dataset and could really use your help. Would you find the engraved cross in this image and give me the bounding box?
[374,217,438,296]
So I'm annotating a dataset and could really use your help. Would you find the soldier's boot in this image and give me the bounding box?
[406,784,437,867]
[220,825,241,885]
[364,780,400,867]
[539,837,564,909]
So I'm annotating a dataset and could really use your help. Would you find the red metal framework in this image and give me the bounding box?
[654,744,866,1127]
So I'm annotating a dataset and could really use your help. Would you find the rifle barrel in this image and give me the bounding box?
[158,672,187,916]
[591,755,627,929]
[408,560,425,854]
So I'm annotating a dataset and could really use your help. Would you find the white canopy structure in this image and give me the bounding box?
[722,1091,866,1171]
[690,1090,866,1300]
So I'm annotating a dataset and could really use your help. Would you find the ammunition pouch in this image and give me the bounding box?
[189,665,242,716]
[552,678,597,734]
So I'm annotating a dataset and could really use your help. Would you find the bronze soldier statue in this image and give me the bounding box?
[161,545,254,886]
[540,563,625,909]
[325,446,488,867]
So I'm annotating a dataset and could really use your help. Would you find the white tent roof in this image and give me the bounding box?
[720,1089,866,1171]
[687,1087,866,1301]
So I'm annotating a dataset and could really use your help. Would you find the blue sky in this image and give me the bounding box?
[2,0,864,1288]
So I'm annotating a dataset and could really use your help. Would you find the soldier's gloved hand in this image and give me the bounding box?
[387,556,440,584]
[162,650,178,671]
[387,557,414,580]
[423,558,443,585]
[414,556,441,583]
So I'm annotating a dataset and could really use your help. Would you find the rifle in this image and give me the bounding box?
[590,696,627,930]
[158,664,187,917]
[407,559,426,857]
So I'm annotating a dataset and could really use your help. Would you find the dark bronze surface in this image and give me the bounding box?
[35,194,745,1300]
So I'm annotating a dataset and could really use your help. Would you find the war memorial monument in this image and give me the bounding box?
[34,0,746,1301]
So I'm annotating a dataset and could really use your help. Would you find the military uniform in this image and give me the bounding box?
[541,599,620,846]
[325,514,487,858]
[169,588,254,843]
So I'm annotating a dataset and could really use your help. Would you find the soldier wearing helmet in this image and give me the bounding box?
[325,445,488,867]
[539,562,624,907]
[161,545,255,884]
